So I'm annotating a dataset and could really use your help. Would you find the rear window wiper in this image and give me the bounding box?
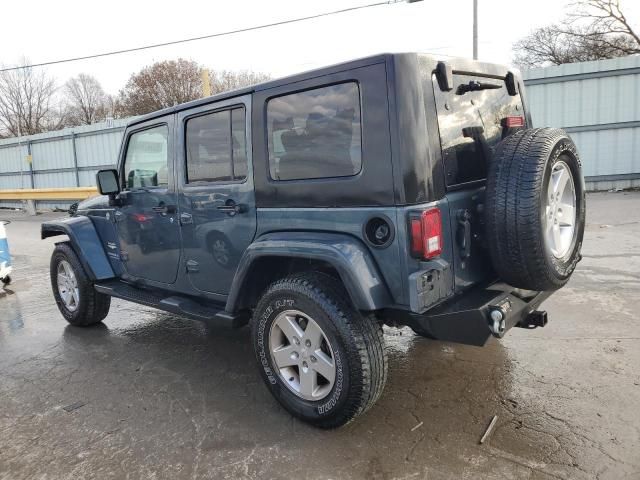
[456,80,502,95]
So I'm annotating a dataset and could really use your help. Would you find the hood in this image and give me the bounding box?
[75,194,110,213]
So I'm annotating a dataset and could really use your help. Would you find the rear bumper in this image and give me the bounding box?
[385,282,553,346]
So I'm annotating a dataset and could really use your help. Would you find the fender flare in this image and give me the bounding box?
[226,232,392,312]
[41,216,115,280]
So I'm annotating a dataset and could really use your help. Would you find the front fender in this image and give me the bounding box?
[226,232,392,312]
[41,216,115,280]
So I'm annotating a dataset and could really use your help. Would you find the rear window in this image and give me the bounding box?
[433,74,524,187]
[266,82,362,181]
[185,107,247,184]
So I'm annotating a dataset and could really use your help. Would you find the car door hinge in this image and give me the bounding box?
[186,259,199,273]
[457,209,472,260]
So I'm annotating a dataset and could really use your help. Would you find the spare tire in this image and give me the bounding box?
[485,128,585,291]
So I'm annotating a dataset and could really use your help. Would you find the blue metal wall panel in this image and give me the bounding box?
[524,55,640,190]
[75,130,123,168]
[0,118,130,209]
[31,138,75,171]
[0,144,28,173]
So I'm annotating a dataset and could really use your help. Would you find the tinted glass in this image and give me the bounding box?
[231,108,247,180]
[433,74,524,186]
[267,82,361,181]
[123,125,169,189]
[186,107,247,183]
[97,170,119,194]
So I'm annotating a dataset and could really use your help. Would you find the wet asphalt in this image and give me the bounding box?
[1,191,639,480]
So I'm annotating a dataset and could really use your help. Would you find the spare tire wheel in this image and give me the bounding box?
[484,128,585,291]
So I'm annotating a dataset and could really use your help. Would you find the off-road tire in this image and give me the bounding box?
[251,272,387,428]
[485,128,585,291]
[50,242,111,326]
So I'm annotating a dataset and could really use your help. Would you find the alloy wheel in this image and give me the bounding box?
[269,309,336,401]
[57,260,80,312]
[544,160,577,258]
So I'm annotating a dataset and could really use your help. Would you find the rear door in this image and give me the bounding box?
[433,73,525,291]
[177,95,257,295]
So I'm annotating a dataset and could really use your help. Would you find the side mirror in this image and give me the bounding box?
[96,169,120,196]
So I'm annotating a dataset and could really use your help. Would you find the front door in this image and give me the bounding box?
[115,117,181,284]
[177,96,257,294]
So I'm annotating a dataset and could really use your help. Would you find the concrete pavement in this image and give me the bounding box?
[1,191,639,479]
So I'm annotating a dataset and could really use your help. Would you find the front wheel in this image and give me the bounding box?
[251,272,387,428]
[50,242,111,326]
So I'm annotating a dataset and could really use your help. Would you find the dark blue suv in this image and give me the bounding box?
[43,53,586,428]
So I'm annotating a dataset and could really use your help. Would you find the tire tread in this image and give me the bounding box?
[252,271,387,428]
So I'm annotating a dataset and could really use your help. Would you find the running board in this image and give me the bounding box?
[94,280,248,328]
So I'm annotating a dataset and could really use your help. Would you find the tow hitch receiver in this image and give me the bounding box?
[397,283,553,346]
[517,310,548,329]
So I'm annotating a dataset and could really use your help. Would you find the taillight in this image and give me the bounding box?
[503,115,525,128]
[133,213,152,222]
[410,208,443,259]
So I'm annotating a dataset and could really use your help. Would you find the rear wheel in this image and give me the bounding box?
[50,242,110,326]
[251,272,387,428]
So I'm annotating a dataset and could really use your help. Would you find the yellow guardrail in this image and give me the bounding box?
[0,187,98,201]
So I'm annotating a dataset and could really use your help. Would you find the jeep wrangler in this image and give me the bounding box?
[42,53,585,428]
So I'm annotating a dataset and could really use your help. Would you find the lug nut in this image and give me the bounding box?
[302,361,308,369]
[310,355,317,363]
[305,339,311,348]
[293,337,300,345]
[291,351,299,360]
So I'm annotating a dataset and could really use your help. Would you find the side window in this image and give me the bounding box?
[232,108,247,180]
[267,82,362,181]
[185,107,247,184]
[123,125,169,189]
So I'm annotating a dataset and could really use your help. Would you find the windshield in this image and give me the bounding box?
[433,73,525,187]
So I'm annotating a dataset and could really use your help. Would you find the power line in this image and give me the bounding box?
[0,1,399,72]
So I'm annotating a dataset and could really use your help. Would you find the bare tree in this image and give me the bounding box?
[64,74,107,125]
[104,94,125,120]
[568,0,640,46]
[117,59,203,116]
[0,60,61,137]
[514,0,640,67]
[209,69,271,94]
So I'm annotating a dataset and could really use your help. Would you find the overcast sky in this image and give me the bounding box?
[1,0,637,95]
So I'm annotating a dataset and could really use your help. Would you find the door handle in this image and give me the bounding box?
[152,205,177,214]
[180,213,193,225]
[217,201,246,216]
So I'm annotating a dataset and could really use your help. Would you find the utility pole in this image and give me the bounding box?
[473,0,478,60]
[201,68,211,98]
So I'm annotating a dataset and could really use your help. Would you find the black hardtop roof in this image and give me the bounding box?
[126,52,517,127]
[127,53,396,127]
